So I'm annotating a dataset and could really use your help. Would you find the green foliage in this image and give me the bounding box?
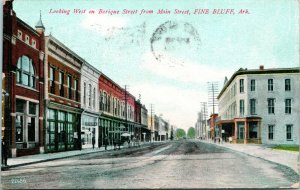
[187,127,196,139]
[176,128,186,139]
[272,145,299,152]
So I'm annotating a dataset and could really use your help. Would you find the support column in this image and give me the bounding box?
[234,121,238,143]
[244,120,248,144]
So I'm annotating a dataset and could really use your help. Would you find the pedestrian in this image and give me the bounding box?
[92,136,95,149]
[104,136,108,150]
[2,140,8,166]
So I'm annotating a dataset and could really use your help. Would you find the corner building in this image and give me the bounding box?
[217,66,300,145]
[44,35,83,152]
[3,1,45,157]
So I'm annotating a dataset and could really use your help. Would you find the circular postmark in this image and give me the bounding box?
[150,20,201,66]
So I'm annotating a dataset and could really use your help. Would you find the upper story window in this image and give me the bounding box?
[83,82,86,106]
[67,75,72,99]
[239,99,244,116]
[88,84,92,107]
[239,79,244,93]
[99,92,103,111]
[59,71,64,97]
[103,92,107,112]
[25,35,29,44]
[93,88,96,109]
[285,99,291,114]
[49,66,55,94]
[17,30,22,39]
[32,39,36,48]
[74,79,79,101]
[16,56,36,88]
[268,79,273,91]
[107,95,110,112]
[250,79,255,91]
[285,79,291,91]
[250,98,256,115]
[267,98,275,114]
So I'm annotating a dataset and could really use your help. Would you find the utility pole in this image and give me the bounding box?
[200,102,208,139]
[207,82,219,115]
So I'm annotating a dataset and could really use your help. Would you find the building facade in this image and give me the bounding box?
[217,66,300,145]
[44,35,83,152]
[3,1,45,157]
[80,62,101,149]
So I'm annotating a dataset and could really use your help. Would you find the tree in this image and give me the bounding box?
[176,128,186,139]
[187,127,196,139]
[170,127,174,140]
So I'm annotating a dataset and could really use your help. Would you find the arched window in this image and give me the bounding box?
[16,56,36,88]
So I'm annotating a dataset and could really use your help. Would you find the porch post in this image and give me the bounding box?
[234,120,238,143]
[244,120,248,144]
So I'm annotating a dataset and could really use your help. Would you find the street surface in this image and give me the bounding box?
[1,140,298,189]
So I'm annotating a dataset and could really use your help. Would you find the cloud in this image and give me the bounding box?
[80,14,129,37]
[142,51,232,85]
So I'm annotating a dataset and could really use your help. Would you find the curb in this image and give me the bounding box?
[1,142,164,171]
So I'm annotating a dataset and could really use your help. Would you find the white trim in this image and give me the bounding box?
[15,95,40,103]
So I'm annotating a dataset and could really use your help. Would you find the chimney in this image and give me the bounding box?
[259,65,264,70]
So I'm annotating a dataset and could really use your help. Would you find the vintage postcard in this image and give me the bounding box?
[1,0,299,189]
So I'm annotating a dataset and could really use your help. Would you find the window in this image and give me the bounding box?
[32,39,36,48]
[59,71,64,97]
[16,56,36,88]
[83,83,86,106]
[239,79,244,93]
[268,79,273,91]
[74,79,79,101]
[285,99,291,114]
[250,99,256,115]
[49,67,55,94]
[239,99,244,116]
[250,79,255,91]
[25,35,29,43]
[17,30,22,39]
[93,88,96,109]
[286,125,292,140]
[268,125,274,140]
[285,79,291,91]
[268,98,275,114]
[16,99,38,145]
[103,92,107,112]
[88,84,92,107]
[67,75,72,99]
[99,92,103,111]
[107,95,110,112]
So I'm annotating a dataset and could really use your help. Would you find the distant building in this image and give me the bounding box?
[217,66,300,145]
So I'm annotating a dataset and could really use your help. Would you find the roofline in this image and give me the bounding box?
[17,17,40,37]
[82,61,101,75]
[45,34,85,64]
[217,67,300,99]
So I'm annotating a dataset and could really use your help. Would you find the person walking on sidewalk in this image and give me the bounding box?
[92,136,95,149]
[104,136,108,150]
[2,140,8,166]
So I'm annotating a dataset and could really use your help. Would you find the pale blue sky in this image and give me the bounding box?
[14,0,299,130]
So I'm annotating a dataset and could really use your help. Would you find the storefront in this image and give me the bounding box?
[81,114,98,148]
[45,105,82,152]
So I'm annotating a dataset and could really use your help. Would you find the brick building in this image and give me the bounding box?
[3,1,45,157]
[44,35,83,152]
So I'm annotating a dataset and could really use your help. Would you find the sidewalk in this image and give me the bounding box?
[202,140,299,174]
[1,141,156,171]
